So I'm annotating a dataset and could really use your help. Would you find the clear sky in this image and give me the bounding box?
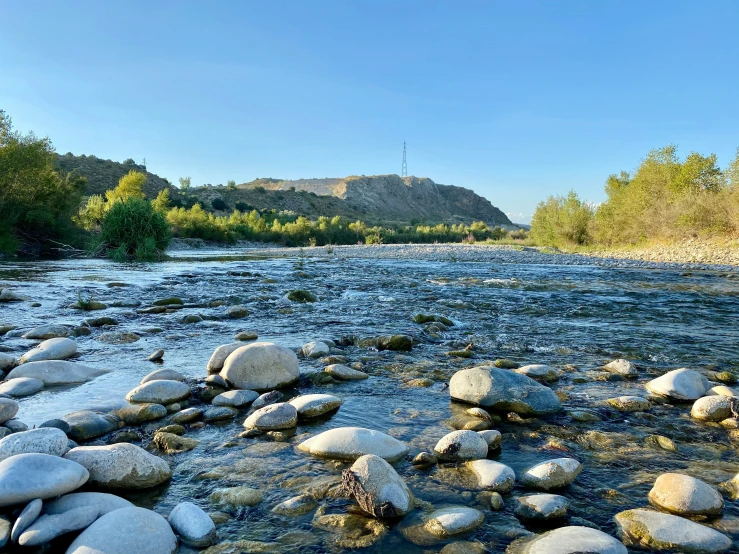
[2,1,738,223]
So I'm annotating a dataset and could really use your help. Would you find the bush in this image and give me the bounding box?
[100,197,170,260]
[530,191,594,247]
[212,198,228,211]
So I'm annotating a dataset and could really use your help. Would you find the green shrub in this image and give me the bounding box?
[100,197,170,260]
[530,191,594,247]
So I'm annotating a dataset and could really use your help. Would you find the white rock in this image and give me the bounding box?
[521,458,582,490]
[298,427,408,462]
[65,507,177,554]
[0,453,89,507]
[125,380,190,405]
[603,359,638,377]
[342,454,413,517]
[251,390,282,410]
[168,501,217,547]
[206,342,243,373]
[221,342,299,391]
[289,394,343,418]
[302,341,330,358]
[477,430,502,449]
[691,396,733,422]
[648,473,723,517]
[0,398,19,424]
[0,377,44,397]
[325,364,368,380]
[615,508,731,553]
[6,360,108,386]
[0,290,24,302]
[706,385,739,397]
[11,498,43,542]
[64,443,172,489]
[0,516,9,547]
[424,507,484,538]
[140,369,184,384]
[20,337,77,364]
[514,494,569,520]
[0,428,69,462]
[271,495,317,516]
[466,459,515,492]
[19,505,98,546]
[243,403,297,430]
[645,368,710,400]
[434,430,488,462]
[518,526,627,554]
[450,366,561,415]
[514,364,560,381]
[212,389,258,408]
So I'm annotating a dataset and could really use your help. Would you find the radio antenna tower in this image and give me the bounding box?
[401,141,407,177]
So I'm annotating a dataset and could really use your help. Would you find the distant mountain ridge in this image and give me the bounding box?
[55,154,512,227]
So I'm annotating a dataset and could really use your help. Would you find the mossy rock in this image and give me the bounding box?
[446,350,472,358]
[287,290,317,303]
[153,431,199,454]
[413,314,454,326]
[152,297,184,306]
[71,300,107,311]
[715,371,738,384]
[493,358,519,369]
[377,335,413,352]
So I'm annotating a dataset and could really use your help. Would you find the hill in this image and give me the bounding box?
[56,154,512,227]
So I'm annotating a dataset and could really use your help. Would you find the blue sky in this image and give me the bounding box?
[2,1,738,223]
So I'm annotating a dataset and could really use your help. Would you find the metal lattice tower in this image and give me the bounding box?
[401,141,407,177]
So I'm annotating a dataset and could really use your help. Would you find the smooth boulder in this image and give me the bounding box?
[342,454,413,518]
[648,473,723,517]
[20,337,77,364]
[298,427,408,462]
[63,411,120,441]
[517,526,627,554]
[0,377,44,397]
[0,398,19,425]
[424,507,484,538]
[691,396,733,422]
[19,505,99,546]
[221,342,299,390]
[466,460,515,492]
[64,443,172,489]
[514,494,569,520]
[140,369,184,384]
[615,509,731,553]
[289,393,343,418]
[434,430,488,462]
[0,427,69,462]
[65,507,177,554]
[206,342,243,373]
[243,403,297,430]
[325,364,368,380]
[450,366,561,415]
[603,359,638,377]
[22,324,70,340]
[302,341,330,358]
[125,379,190,405]
[212,389,258,408]
[44,492,133,518]
[0,453,89,507]
[513,364,560,381]
[645,368,710,400]
[168,501,217,547]
[6,360,108,386]
[521,458,582,490]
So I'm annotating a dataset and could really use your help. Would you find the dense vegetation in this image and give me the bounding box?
[0,111,86,255]
[531,146,739,248]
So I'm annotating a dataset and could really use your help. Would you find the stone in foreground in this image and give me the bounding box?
[298,427,408,462]
[65,507,177,554]
[221,342,299,390]
[0,453,89,507]
[125,379,190,405]
[20,337,77,364]
[0,427,69,462]
[325,364,368,380]
[614,508,731,553]
[603,359,638,377]
[450,366,561,415]
[513,526,627,554]
[425,507,484,538]
[648,473,723,518]
[64,443,172,489]
[342,454,413,518]
[19,505,98,546]
[0,377,44,397]
[63,411,120,441]
[0,398,19,425]
[212,389,258,408]
[289,394,343,418]
[645,368,710,400]
[434,430,489,462]
[168,501,217,547]
[514,494,569,520]
[466,460,515,492]
[243,402,297,430]
[206,342,243,373]
[521,458,582,490]
[44,492,133,518]
[6,360,108,386]
[691,396,733,422]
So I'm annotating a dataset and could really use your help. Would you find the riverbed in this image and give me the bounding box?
[1,246,738,552]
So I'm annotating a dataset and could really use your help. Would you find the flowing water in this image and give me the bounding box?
[1,249,738,552]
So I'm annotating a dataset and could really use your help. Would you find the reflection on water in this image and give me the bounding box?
[1,250,738,552]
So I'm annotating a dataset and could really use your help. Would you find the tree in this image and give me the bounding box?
[106,170,146,204]
[179,176,191,193]
[226,180,236,190]
[530,191,593,247]
[0,110,86,254]
[151,188,171,213]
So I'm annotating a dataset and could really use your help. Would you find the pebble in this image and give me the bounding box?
[11,498,43,542]
[168,502,217,547]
